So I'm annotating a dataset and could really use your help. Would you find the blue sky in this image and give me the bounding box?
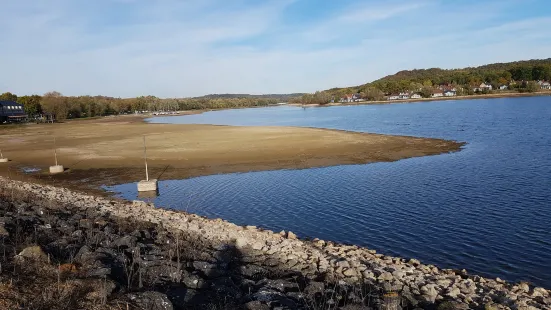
[1,0,551,98]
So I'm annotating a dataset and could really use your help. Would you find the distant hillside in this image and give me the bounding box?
[298,58,551,104]
[374,58,551,84]
[195,93,305,101]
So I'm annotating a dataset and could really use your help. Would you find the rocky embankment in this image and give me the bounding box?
[0,177,549,310]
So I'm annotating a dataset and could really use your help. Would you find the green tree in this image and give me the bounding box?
[420,87,433,98]
[525,81,540,93]
[0,92,17,101]
[17,95,42,116]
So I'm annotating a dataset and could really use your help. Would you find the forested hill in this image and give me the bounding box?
[374,58,551,84]
[294,58,551,104]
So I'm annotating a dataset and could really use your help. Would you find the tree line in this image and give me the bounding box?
[0,92,297,120]
[296,58,551,104]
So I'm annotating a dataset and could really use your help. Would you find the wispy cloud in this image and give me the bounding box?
[337,2,427,23]
[0,0,550,97]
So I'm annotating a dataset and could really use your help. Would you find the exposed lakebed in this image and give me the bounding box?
[107,97,551,288]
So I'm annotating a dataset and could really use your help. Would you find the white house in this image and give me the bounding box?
[432,92,444,98]
[474,83,493,92]
[443,90,456,97]
[398,92,410,100]
[499,85,508,90]
[539,81,551,90]
[387,94,400,100]
[410,93,422,99]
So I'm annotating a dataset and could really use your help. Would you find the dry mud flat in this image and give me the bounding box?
[0,177,549,310]
[0,115,463,193]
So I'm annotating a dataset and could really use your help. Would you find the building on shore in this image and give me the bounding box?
[0,101,27,123]
[473,83,493,92]
[443,90,457,97]
[538,81,551,89]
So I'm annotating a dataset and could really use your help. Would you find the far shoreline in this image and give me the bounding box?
[289,90,551,108]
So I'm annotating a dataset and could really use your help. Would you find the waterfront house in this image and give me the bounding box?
[398,92,410,100]
[439,85,457,92]
[352,94,363,102]
[431,91,444,98]
[340,94,354,103]
[443,90,456,97]
[499,85,508,90]
[473,83,493,92]
[410,93,422,99]
[387,94,400,100]
[0,101,27,123]
[539,81,551,90]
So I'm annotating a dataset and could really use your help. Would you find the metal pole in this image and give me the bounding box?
[54,137,58,166]
[143,136,149,181]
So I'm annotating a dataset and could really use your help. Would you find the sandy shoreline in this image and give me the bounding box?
[0,114,464,194]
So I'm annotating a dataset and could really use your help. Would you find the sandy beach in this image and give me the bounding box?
[0,114,463,194]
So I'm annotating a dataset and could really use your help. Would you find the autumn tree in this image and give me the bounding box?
[41,91,69,120]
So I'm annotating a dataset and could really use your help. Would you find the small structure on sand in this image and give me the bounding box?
[137,136,158,192]
[49,138,64,174]
[0,149,8,163]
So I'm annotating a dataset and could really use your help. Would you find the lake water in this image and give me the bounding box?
[107,97,551,287]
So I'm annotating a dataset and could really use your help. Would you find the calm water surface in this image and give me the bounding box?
[107,97,551,287]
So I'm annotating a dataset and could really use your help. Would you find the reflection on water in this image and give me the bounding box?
[137,189,160,200]
[108,97,551,288]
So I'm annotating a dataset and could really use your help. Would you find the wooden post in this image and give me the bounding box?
[143,136,149,181]
[49,137,64,173]
[54,137,58,166]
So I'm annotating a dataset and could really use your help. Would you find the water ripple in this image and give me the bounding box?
[109,97,551,288]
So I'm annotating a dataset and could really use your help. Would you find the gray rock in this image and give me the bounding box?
[79,218,93,229]
[258,279,298,293]
[192,261,225,278]
[251,242,264,250]
[392,270,405,280]
[401,286,419,307]
[532,287,548,298]
[128,291,173,310]
[113,235,137,248]
[336,260,350,268]
[408,258,421,266]
[304,281,325,296]
[0,224,9,237]
[421,284,439,303]
[518,282,530,293]
[182,272,206,289]
[17,245,48,261]
[244,301,270,310]
[287,231,297,239]
[86,267,111,277]
[378,271,394,282]
[252,289,286,303]
[239,265,267,278]
[437,301,469,310]
[343,268,358,277]
[447,287,461,299]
